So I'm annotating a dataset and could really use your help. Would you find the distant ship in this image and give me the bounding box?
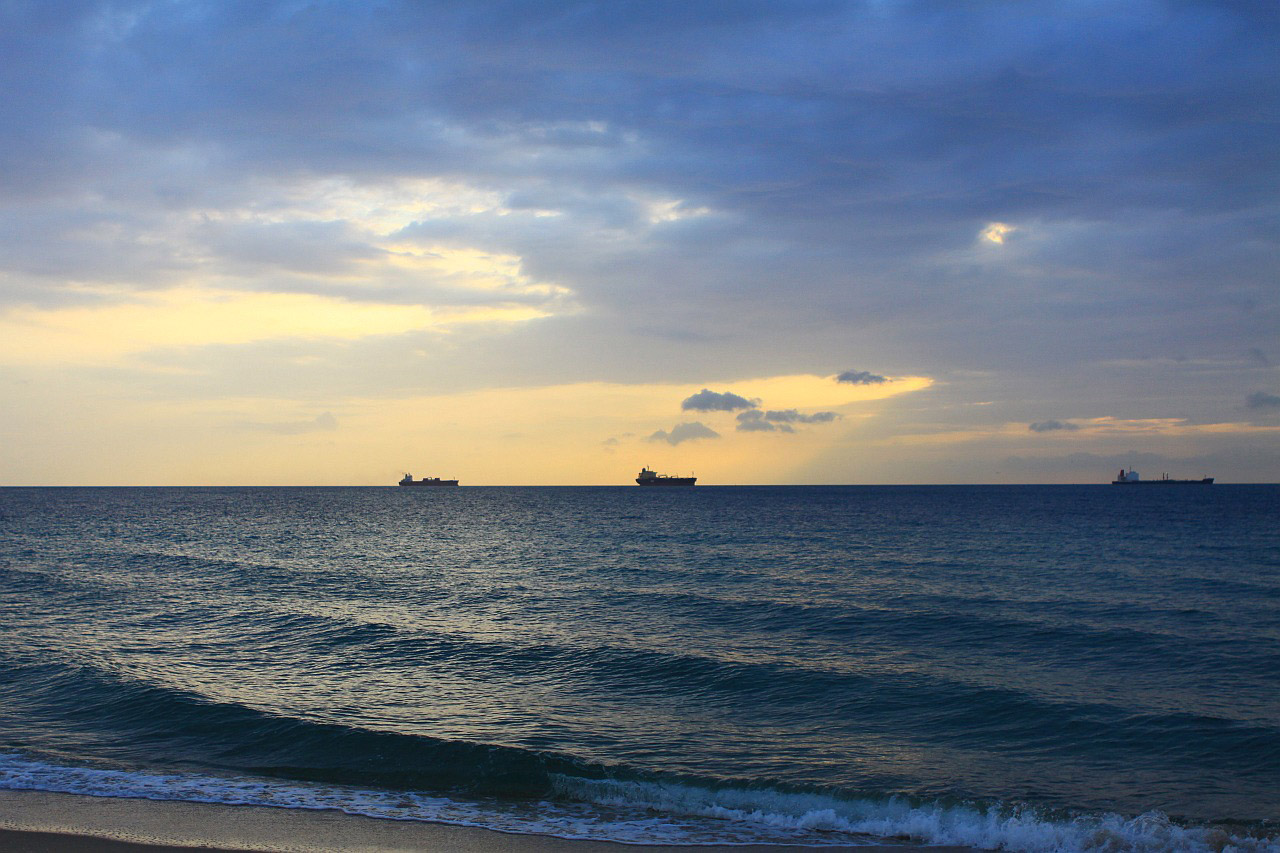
[1112,469,1213,485]
[636,467,696,486]
[399,473,459,487]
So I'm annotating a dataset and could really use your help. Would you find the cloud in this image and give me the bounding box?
[736,410,789,432]
[736,408,839,432]
[1029,419,1080,432]
[765,409,840,424]
[681,388,758,411]
[2,2,1279,483]
[241,411,338,435]
[647,421,720,445]
[1247,392,1280,410]
[836,370,888,385]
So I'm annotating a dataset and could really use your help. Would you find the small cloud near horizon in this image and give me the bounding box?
[1029,419,1080,432]
[736,410,793,432]
[737,409,840,432]
[681,389,759,412]
[836,370,888,385]
[1246,391,1280,410]
[765,409,839,424]
[647,422,720,445]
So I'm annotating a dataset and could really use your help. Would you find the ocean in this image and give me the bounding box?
[1,485,1277,851]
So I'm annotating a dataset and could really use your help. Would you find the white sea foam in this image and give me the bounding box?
[2,754,1277,851]
[552,776,1280,852]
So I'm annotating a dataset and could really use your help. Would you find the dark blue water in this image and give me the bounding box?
[1,486,1277,850]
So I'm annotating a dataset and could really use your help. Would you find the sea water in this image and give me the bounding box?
[1,485,1277,851]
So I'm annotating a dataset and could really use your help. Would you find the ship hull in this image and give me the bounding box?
[636,477,696,486]
[399,480,459,487]
[1112,479,1213,485]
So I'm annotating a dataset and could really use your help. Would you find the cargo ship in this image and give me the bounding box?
[1112,469,1213,485]
[399,473,459,487]
[636,467,696,486]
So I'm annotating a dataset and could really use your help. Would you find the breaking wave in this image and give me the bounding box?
[3,753,1278,851]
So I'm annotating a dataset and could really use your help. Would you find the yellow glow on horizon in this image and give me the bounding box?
[327,374,931,485]
[0,288,551,366]
[732,373,931,407]
[1081,417,1280,436]
[101,373,932,485]
[885,416,1280,448]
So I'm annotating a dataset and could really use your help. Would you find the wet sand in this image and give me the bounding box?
[0,790,978,852]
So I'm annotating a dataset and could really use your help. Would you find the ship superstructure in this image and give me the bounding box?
[635,467,696,486]
[1112,469,1212,485]
[399,473,460,487]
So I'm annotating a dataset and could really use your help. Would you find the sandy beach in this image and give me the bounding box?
[0,790,977,852]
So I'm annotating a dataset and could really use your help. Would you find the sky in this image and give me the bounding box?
[1,0,1277,485]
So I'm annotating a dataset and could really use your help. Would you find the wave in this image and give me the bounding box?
[0,661,603,797]
[2,753,1277,851]
[558,775,1280,851]
[4,660,1278,850]
[5,626,1279,791]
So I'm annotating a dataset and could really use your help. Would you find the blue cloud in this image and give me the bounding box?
[681,389,758,412]
[765,409,839,424]
[647,422,720,445]
[1247,392,1280,410]
[1029,420,1080,432]
[836,371,888,385]
[736,410,792,433]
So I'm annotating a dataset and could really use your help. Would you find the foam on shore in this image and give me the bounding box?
[3,755,1278,852]
[0,789,960,852]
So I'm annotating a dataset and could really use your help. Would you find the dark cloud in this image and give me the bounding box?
[1246,392,1280,410]
[836,371,888,385]
[765,409,839,424]
[647,421,719,445]
[1029,419,1080,432]
[4,6,1275,347]
[735,410,792,433]
[737,408,838,432]
[681,388,758,412]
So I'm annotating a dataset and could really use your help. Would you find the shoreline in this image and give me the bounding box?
[0,790,979,852]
